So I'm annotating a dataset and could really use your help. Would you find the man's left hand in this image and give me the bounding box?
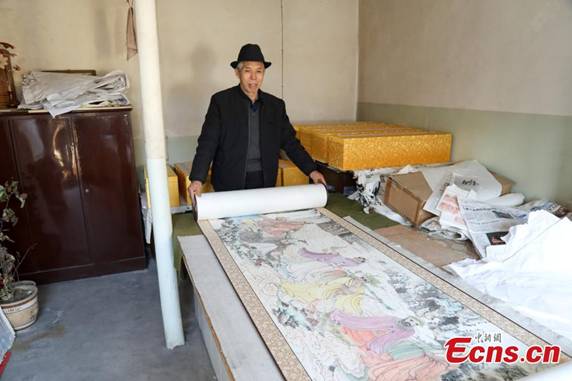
[309,170,327,186]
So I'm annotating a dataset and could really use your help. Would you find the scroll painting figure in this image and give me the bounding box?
[206,209,556,380]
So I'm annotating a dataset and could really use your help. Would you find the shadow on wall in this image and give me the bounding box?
[163,44,218,164]
[188,43,219,127]
[93,4,113,59]
[166,44,218,133]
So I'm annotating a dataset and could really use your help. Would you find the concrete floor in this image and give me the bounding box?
[4,260,216,381]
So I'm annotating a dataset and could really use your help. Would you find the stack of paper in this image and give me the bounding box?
[20,70,130,116]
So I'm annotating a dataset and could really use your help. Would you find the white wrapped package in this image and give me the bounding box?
[194,184,327,220]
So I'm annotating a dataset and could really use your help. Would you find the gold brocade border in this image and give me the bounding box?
[199,208,567,381]
[198,219,312,381]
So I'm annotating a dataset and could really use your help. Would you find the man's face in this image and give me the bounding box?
[236,61,265,98]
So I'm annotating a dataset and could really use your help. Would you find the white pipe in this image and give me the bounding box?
[134,0,184,349]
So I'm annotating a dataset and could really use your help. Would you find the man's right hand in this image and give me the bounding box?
[188,180,203,201]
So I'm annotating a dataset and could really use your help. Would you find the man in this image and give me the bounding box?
[188,43,325,198]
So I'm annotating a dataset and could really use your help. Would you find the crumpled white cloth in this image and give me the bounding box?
[448,211,572,341]
[20,70,130,116]
[349,165,418,225]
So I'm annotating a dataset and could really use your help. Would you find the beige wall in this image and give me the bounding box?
[156,0,283,139]
[359,0,572,116]
[1,0,358,163]
[358,0,572,207]
[158,0,358,137]
[283,0,358,122]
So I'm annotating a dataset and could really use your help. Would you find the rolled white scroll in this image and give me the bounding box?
[194,184,328,220]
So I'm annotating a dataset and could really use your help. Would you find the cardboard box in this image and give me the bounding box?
[173,161,213,205]
[275,167,283,186]
[279,159,308,186]
[384,170,513,226]
[167,166,181,207]
[490,172,514,195]
[145,165,180,207]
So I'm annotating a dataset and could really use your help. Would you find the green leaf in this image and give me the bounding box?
[0,185,6,202]
[2,208,16,224]
[0,232,13,243]
[7,181,18,194]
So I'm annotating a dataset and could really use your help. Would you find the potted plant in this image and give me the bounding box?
[0,180,38,330]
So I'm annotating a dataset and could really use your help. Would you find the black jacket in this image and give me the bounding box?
[190,86,317,191]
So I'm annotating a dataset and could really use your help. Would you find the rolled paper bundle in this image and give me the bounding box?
[484,193,525,207]
[194,184,327,220]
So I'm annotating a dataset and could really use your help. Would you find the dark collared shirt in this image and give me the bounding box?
[243,92,262,172]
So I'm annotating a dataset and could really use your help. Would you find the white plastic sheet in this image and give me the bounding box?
[194,184,328,220]
[422,160,502,215]
[421,160,500,195]
[448,211,572,342]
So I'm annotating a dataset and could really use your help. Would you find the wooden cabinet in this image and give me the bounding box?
[0,108,146,283]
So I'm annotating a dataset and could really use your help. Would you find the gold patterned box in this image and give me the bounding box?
[275,167,283,186]
[145,165,180,207]
[306,125,394,160]
[327,131,452,170]
[310,126,425,163]
[279,159,308,186]
[294,122,384,149]
[295,122,398,159]
[173,161,214,205]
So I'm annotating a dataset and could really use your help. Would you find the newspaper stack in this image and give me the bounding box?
[19,70,130,116]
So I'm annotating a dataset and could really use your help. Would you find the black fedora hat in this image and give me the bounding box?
[230,43,272,69]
